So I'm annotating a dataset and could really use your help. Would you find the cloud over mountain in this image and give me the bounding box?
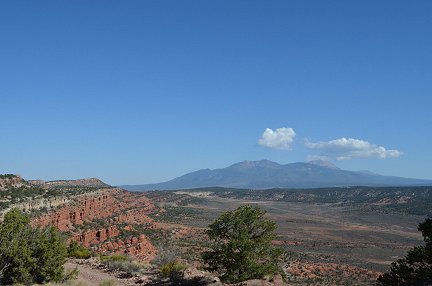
[258,127,296,150]
[305,137,403,160]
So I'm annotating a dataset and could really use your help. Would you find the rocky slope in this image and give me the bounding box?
[31,188,158,263]
[0,174,25,190]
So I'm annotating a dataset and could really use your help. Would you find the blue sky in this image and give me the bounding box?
[1,1,431,185]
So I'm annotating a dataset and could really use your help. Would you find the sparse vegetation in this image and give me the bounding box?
[0,174,19,179]
[100,254,128,262]
[152,244,179,266]
[100,255,143,276]
[98,280,116,286]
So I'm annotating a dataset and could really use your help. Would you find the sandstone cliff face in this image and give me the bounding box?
[1,176,113,219]
[95,234,157,263]
[70,225,121,247]
[32,189,123,232]
[1,175,158,263]
[2,196,71,216]
[31,188,158,262]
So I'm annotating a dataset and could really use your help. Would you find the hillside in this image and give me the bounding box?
[122,160,432,191]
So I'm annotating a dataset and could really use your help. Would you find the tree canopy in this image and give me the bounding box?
[377,218,432,285]
[0,209,67,285]
[202,204,283,283]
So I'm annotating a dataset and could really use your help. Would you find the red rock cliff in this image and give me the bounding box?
[31,189,158,262]
[32,189,123,232]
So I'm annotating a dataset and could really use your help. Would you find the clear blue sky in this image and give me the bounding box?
[1,1,431,185]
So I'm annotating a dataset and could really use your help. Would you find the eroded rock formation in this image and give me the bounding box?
[95,234,157,263]
[31,188,158,262]
[32,189,123,231]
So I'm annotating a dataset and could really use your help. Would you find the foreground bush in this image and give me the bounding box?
[151,243,178,266]
[100,255,143,276]
[68,241,92,259]
[202,205,283,283]
[377,218,432,285]
[0,209,67,285]
[160,261,187,283]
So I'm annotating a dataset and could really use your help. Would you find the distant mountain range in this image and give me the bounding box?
[121,159,432,191]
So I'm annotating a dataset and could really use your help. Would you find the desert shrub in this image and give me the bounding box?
[151,243,178,266]
[0,209,68,285]
[68,241,91,259]
[202,205,283,283]
[98,280,116,286]
[100,255,142,276]
[105,260,142,276]
[62,267,80,283]
[160,261,187,284]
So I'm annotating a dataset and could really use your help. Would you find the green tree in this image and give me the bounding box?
[202,205,283,283]
[31,226,67,283]
[0,209,67,285]
[0,209,35,284]
[377,218,432,285]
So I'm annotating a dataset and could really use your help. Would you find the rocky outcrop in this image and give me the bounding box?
[70,226,120,247]
[96,234,157,263]
[0,175,24,191]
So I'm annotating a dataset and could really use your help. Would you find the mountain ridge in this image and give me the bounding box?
[122,160,432,191]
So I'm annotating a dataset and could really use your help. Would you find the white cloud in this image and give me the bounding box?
[258,127,296,150]
[305,137,403,160]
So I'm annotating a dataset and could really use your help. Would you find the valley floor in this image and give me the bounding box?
[147,191,426,285]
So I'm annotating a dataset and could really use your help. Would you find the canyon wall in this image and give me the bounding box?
[32,189,123,232]
[31,188,158,262]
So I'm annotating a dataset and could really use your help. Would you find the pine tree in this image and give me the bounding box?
[0,209,67,285]
[202,205,283,283]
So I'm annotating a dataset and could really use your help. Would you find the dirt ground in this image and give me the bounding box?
[65,262,127,286]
